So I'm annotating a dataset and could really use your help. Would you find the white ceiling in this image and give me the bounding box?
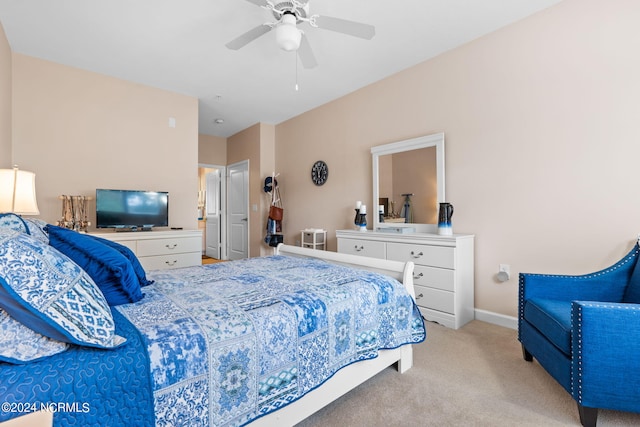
[0,0,561,137]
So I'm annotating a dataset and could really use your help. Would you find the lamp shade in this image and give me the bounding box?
[275,13,301,51]
[0,166,40,215]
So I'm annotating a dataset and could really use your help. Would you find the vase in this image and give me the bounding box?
[437,202,454,236]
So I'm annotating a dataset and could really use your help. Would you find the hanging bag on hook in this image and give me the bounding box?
[268,186,283,221]
[269,205,283,221]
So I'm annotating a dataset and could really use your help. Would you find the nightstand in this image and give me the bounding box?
[301,229,326,250]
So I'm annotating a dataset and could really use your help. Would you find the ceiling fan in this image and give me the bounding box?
[225,0,375,69]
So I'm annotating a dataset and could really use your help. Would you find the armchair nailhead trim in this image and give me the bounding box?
[573,304,583,403]
[571,302,640,404]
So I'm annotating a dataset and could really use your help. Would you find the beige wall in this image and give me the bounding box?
[11,54,199,230]
[5,0,640,320]
[0,22,11,167]
[275,0,640,318]
[199,133,227,166]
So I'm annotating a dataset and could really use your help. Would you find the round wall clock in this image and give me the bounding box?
[311,160,329,186]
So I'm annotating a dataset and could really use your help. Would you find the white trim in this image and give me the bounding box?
[199,163,226,260]
[474,309,518,330]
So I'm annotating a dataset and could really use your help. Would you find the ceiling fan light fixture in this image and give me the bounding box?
[275,13,301,51]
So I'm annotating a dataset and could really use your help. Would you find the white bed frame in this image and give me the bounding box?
[250,244,417,427]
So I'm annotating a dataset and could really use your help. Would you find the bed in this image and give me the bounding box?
[0,218,425,427]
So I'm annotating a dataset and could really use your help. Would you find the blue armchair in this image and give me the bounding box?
[519,242,640,426]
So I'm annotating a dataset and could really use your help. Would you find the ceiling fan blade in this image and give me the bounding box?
[297,33,317,69]
[243,0,270,7]
[225,24,273,50]
[313,15,375,40]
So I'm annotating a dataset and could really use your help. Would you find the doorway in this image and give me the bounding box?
[198,164,226,260]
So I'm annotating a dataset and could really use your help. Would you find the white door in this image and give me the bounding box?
[205,169,221,259]
[227,160,249,260]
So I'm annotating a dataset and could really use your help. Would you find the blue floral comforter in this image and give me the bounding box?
[0,309,155,426]
[118,255,426,426]
[0,255,425,427]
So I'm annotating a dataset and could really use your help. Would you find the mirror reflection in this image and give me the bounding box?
[371,132,445,233]
[378,146,437,224]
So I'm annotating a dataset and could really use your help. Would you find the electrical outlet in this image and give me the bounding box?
[499,264,510,275]
[497,264,511,282]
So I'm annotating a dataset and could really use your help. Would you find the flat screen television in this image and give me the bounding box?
[96,189,169,230]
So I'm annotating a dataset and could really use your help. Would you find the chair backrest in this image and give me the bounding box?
[623,243,640,303]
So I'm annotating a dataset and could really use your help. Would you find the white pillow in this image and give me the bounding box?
[0,228,125,349]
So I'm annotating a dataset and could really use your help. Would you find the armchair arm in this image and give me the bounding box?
[571,301,640,413]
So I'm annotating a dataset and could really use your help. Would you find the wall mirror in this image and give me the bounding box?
[371,132,445,233]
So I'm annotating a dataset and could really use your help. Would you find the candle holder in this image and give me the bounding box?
[354,201,363,230]
[358,205,367,232]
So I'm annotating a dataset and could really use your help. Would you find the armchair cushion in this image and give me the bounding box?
[524,298,572,356]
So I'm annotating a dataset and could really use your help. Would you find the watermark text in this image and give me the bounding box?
[2,401,90,414]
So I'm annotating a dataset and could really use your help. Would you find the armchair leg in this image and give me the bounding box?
[578,404,598,427]
[521,344,533,362]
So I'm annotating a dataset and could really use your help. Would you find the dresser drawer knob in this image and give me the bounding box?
[354,245,364,252]
[410,251,423,258]
[165,260,178,266]
[413,272,424,280]
[166,243,178,250]
[416,293,424,300]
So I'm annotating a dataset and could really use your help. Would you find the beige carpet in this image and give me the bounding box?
[295,320,640,427]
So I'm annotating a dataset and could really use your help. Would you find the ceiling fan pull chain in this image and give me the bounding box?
[295,53,299,91]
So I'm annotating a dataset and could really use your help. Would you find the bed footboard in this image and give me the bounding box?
[275,243,416,298]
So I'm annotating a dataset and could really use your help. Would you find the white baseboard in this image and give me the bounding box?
[474,309,518,330]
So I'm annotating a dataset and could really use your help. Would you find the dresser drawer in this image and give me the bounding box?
[113,239,137,252]
[386,242,454,269]
[337,238,386,259]
[139,252,202,271]
[413,265,455,292]
[137,236,201,257]
[336,230,474,329]
[414,284,454,314]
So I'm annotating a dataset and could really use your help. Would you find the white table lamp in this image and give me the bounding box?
[0,165,40,215]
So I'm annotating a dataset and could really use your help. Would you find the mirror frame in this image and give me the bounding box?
[371,132,445,233]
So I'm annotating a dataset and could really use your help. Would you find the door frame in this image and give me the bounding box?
[199,163,227,260]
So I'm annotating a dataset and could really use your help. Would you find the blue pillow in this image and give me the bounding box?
[0,214,49,244]
[46,225,143,306]
[0,212,28,233]
[0,228,125,348]
[86,234,154,287]
[23,218,50,244]
[0,308,69,364]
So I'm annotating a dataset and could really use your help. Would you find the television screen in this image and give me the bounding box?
[96,189,169,229]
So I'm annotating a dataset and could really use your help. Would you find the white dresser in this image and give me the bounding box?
[90,230,203,271]
[336,229,474,329]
